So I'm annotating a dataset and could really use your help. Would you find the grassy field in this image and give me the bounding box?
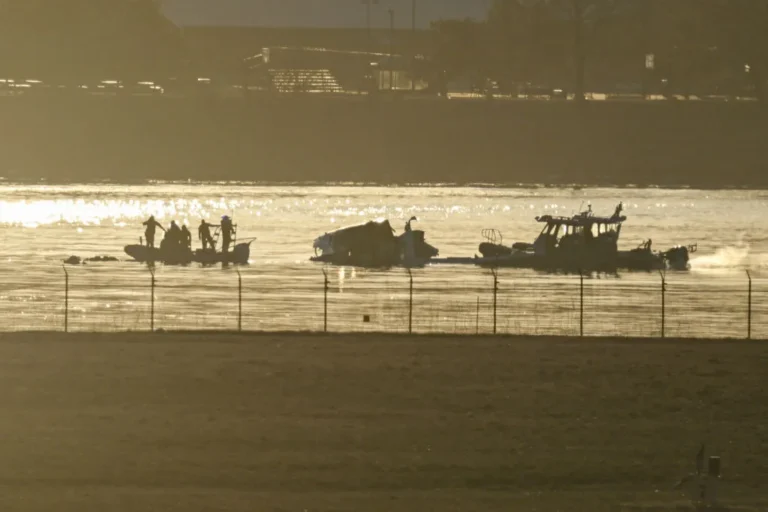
[0,332,765,511]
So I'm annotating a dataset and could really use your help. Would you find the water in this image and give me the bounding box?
[2,183,768,337]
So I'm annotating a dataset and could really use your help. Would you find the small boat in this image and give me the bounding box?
[311,217,439,267]
[617,240,697,271]
[124,240,251,265]
[472,203,695,272]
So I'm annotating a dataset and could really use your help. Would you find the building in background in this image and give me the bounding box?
[162,0,491,28]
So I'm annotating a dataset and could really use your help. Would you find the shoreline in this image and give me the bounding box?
[4,179,768,191]
[1,331,761,343]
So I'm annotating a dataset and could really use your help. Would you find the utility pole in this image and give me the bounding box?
[363,0,379,54]
[411,0,416,92]
[389,8,395,91]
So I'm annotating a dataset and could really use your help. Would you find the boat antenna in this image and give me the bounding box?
[576,201,584,215]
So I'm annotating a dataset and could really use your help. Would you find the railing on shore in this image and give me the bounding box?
[1,265,766,339]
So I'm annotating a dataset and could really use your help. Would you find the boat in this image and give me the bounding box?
[311,217,439,267]
[124,239,251,265]
[617,240,697,271]
[471,203,696,272]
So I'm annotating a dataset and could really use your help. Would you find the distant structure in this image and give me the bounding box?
[243,46,429,95]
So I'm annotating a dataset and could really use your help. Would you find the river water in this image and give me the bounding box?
[1,183,767,338]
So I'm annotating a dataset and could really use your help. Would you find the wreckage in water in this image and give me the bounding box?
[311,217,439,267]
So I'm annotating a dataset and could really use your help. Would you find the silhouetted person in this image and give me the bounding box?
[405,216,417,232]
[167,221,181,248]
[612,202,624,220]
[199,219,218,251]
[220,215,235,253]
[181,225,192,250]
[142,216,165,248]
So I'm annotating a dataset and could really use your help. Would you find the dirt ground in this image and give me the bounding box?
[0,332,765,511]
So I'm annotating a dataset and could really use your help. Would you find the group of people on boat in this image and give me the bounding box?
[142,215,236,253]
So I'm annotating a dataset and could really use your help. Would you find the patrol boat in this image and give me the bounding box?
[472,203,695,272]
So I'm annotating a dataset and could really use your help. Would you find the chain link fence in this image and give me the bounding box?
[1,265,766,339]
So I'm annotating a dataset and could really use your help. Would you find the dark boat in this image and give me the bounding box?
[472,203,695,272]
[617,240,697,271]
[124,241,251,265]
[310,217,439,267]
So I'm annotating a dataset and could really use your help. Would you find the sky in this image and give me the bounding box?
[162,0,492,28]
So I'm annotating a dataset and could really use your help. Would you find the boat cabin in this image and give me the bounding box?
[532,207,626,257]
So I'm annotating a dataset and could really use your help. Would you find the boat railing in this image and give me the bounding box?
[482,228,503,245]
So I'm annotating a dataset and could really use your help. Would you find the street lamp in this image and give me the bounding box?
[362,0,379,53]
[411,0,416,92]
[389,8,394,91]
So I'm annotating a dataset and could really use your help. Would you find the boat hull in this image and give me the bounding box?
[429,248,690,273]
[124,243,250,265]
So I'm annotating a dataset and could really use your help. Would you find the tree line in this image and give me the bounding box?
[0,0,184,82]
[431,0,768,100]
[0,0,765,101]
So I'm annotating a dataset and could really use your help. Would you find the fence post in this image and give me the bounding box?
[149,265,156,332]
[476,296,480,335]
[62,266,69,333]
[659,271,666,339]
[323,269,329,333]
[747,270,752,340]
[579,270,584,338]
[492,268,499,335]
[237,269,243,332]
[408,268,413,334]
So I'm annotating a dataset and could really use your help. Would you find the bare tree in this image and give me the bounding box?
[713,0,768,101]
[649,0,722,99]
[431,18,491,94]
[488,0,639,100]
[0,0,185,83]
[545,0,639,101]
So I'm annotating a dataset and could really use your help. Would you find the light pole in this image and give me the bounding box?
[363,0,379,54]
[411,0,416,92]
[389,8,394,91]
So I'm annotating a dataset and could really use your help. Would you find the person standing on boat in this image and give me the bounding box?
[220,215,236,253]
[181,225,192,250]
[405,216,417,233]
[167,221,182,248]
[198,219,218,251]
[142,215,165,248]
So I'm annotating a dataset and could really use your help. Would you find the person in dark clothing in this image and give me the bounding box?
[142,216,165,248]
[198,219,218,251]
[181,225,192,250]
[405,216,417,232]
[166,221,182,248]
[220,215,236,253]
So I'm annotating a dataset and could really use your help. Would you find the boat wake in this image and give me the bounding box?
[690,244,768,271]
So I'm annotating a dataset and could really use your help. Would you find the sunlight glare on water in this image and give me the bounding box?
[2,183,768,266]
[2,183,768,336]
